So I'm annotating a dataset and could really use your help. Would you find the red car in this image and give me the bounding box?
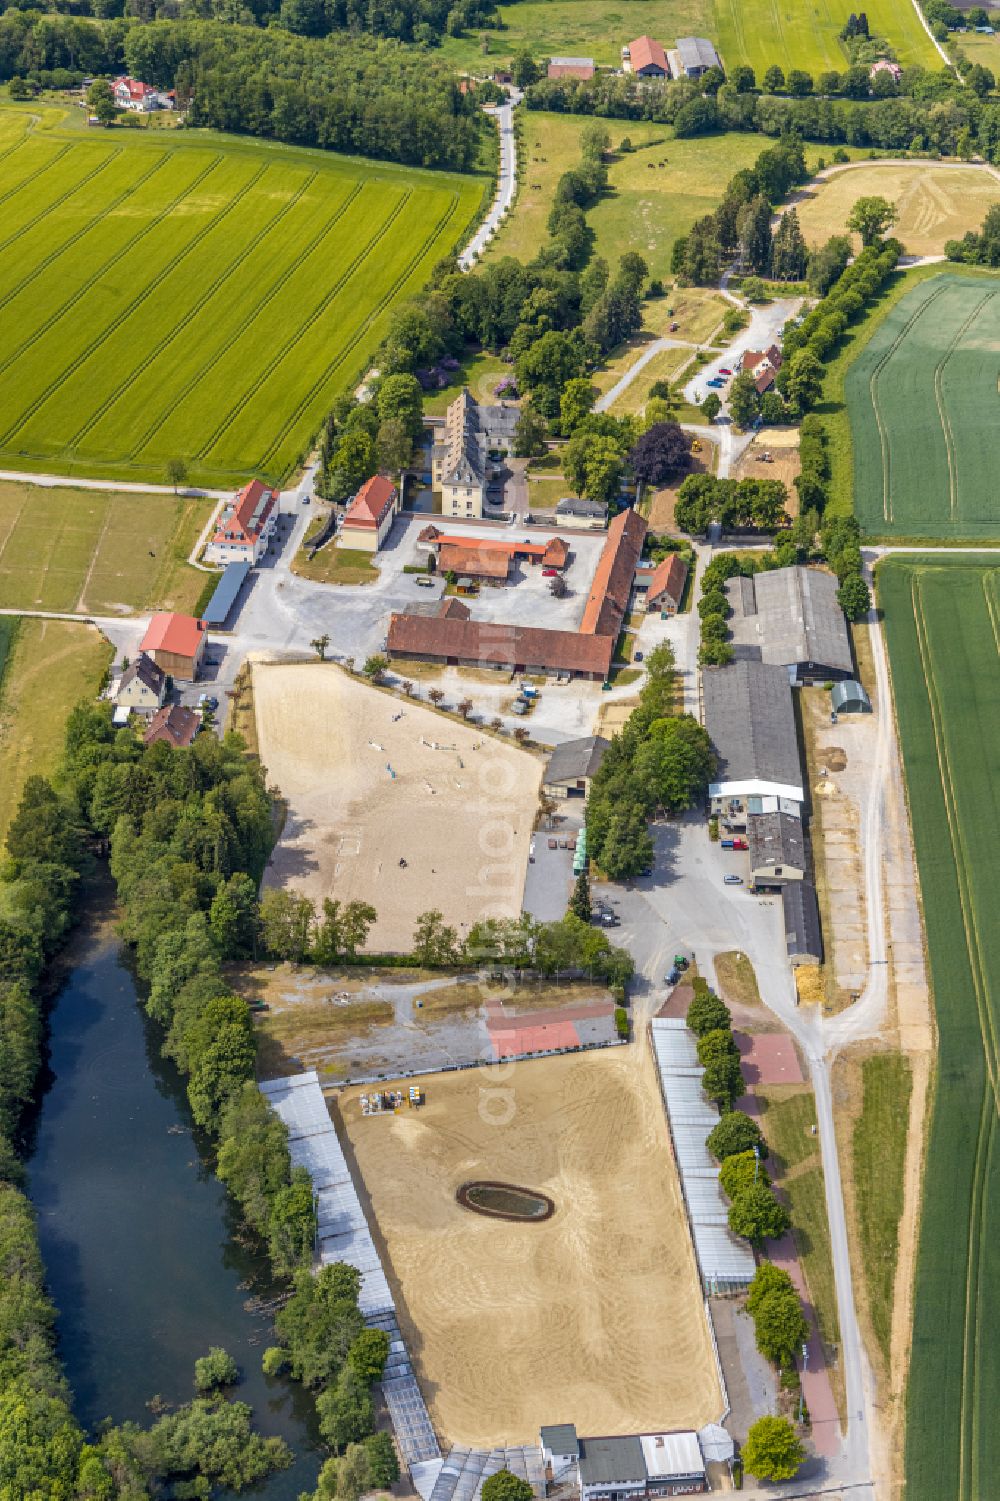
[542,566,557,576]
[733,837,749,850]
[719,366,732,376]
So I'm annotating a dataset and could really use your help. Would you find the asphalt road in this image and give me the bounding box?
[459,87,521,270]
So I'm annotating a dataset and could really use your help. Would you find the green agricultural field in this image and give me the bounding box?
[846,273,1000,539]
[0,480,211,613]
[441,0,939,72]
[880,557,1000,1501]
[0,106,482,487]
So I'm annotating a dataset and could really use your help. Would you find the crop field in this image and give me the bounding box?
[0,108,481,487]
[441,0,938,72]
[793,164,1000,257]
[847,274,1000,538]
[0,480,210,613]
[880,557,1000,1500]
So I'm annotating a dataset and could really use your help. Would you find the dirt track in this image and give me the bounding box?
[254,665,541,952]
[336,1047,721,1447]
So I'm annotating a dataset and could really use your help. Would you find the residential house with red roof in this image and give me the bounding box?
[739,345,783,395]
[622,36,669,77]
[643,553,688,615]
[113,76,173,112]
[139,612,208,681]
[206,479,279,565]
[339,475,399,553]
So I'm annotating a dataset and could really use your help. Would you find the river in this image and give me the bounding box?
[27,906,322,1497]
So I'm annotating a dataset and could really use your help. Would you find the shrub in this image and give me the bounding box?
[614,1005,629,1038]
[707,1110,766,1161]
[194,1347,239,1393]
[686,990,732,1036]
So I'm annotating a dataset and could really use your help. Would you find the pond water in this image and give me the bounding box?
[457,1181,555,1222]
[27,907,322,1498]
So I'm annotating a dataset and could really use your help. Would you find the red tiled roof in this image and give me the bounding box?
[343,475,397,529]
[144,705,200,749]
[140,612,205,659]
[438,544,511,579]
[580,507,647,636]
[755,368,776,394]
[212,478,277,547]
[491,1020,580,1058]
[547,61,595,79]
[628,35,668,72]
[387,613,615,678]
[427,533,550,559]
[437,597,471,620]
[543,537,570,568]
[418,524,442,542]
[648,552,688,605]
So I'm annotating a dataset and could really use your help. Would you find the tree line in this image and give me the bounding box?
[585,642,716,880]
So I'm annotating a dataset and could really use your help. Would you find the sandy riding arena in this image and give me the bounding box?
[254,665,542,952]
[336,1048,721,1446]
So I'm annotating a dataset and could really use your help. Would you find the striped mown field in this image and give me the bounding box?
[712,0,940,77]
[847,274,1000,539]
[880,557,1000,1500]
[0,108,482,487]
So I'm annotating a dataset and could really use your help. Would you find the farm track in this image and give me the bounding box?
[69,169,324,452]
[254,190,462,473]
[0,154,225,382]
[127,178,362,460]
[0,153,166,317]
[0,160,271,447]
[195,187,415,462]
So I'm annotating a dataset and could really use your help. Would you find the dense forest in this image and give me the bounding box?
[0,13,485,170]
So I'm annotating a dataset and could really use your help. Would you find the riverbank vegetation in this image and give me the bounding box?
[0,705,398,1492]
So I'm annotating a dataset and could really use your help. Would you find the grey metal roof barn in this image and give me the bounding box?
[651,1019,756,1292]
[540,1425,580,1458]
[579,1435,647,1485]
[555,496,608,522]
[725,566,853,681]
[703,660,803,798]
[747,810,806,880]
[782,880,823,963]
[676,35,721,72]
[202,561,251,628]
[832,678,873,713]
[543,735,610,785]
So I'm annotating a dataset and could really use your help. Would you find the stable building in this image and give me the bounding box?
[670,36,721,77]
[783,880,823,964]
[139,612,208,681]
[622,36,669,76]
[339,475,399,552]
[547,56,596,79]
[639,553,688,615]
[543,736,610,799]
[567,1429,706,1500]
[703,659,804,820]
[724,565,853,684]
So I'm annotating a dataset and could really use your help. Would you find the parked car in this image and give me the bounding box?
[706,377,725,388]
[719,366,732,376]
[634,650,644,662]
[667,967,680,985]
[723,874,744,885]
[733,837,749,850]
[198,693,218,710]
[542,567,557,577]
[721,838,735,849]
[415,576,435,587]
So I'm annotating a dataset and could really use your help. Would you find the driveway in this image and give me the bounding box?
[458,87,521,269]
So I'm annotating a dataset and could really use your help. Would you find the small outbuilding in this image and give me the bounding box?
[831,679,872,714]
[554,496,608,530]
[642,554,688,615]
[543,735,610,799]
[782,880,823,964]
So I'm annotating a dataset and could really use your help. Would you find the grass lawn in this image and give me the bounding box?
[608,346,693,415]
[712,0,940,77]
[713,950,762,1008]
[756,1084,841,1359]
[0,480,211,613]
[0,618,112,838]
[818,261,1000,528]
[0,102,483,488]
[794,163,1000,258]
[850,1052,912,1368]
[642,287,729,342]
[292,540,380,585]
[526,474,570,508]
[438,0,712,69]
[488,121,768,279]
[880,557,1000,1498]
[424,347,512,415]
